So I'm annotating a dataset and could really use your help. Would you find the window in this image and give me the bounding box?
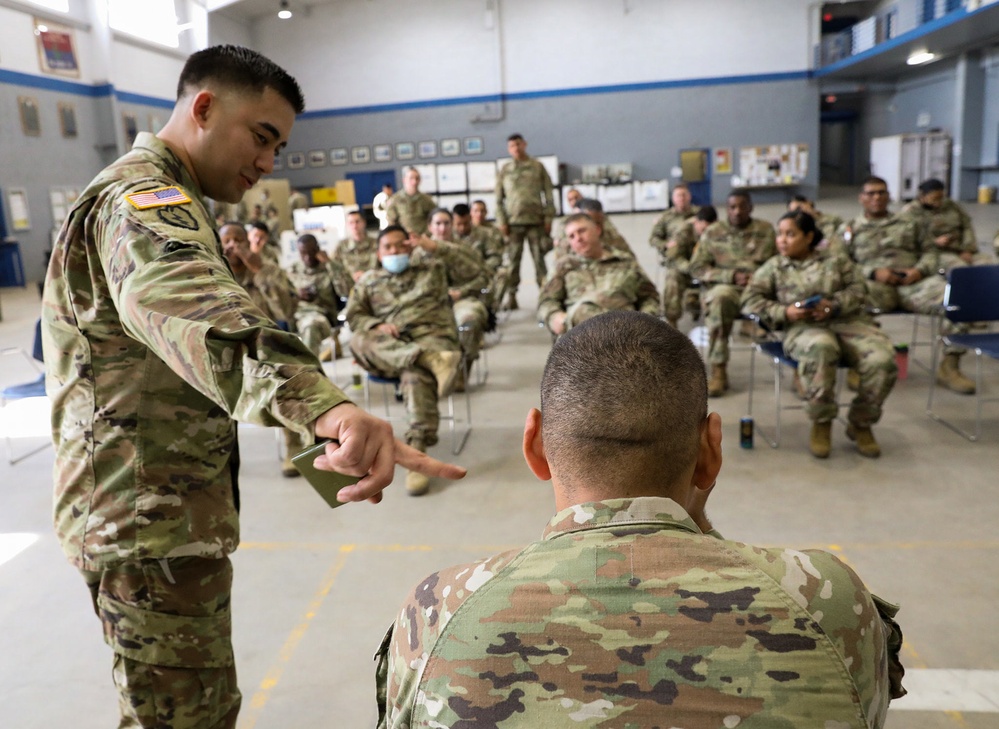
[23,0,69,12]
[108,0,179,48]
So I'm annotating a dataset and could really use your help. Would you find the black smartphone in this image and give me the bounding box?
[290,440,361,509]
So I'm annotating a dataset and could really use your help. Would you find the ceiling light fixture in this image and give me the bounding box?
[278,0,292,20]
[907,50,935,65]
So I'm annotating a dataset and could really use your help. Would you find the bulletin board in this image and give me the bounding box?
[737,144,808,187]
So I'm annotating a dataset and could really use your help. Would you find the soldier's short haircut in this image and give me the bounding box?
[452,203,471,217]
[575,198,604,213]
[249,221,269,233]
[429,207,452,221]
[695,206,718,224]
[728,188,752,203]
[346,210,364,219]
[918,178,946,194]
[378,225,408,243]
[862,175,888,189]
[297,233,319,248]
[541,312,707,494]
[791,193,810,204]
[177,45,304,114]
[563,213,595,230]
[673,182,689,192]
[507,133,525,142]
[471,199,487,208]
[778,210,824,249]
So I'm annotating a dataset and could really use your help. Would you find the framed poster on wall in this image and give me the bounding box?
[287,152,305,169]
[18,96,41,136]
[373,144,392,162]
[330,148,348,166]
[34,19,79,78]
[396,142,415,161]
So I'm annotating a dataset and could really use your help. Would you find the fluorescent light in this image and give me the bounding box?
[278,0,292,19]
[907,50,936,65]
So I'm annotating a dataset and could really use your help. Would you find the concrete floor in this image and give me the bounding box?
[2,190,998,728]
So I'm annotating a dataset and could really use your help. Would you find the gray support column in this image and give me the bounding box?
[952,51,985,201]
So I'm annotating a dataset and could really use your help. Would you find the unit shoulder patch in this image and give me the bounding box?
[125,186,192,210]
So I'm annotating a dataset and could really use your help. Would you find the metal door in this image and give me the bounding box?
[346,169,396,208]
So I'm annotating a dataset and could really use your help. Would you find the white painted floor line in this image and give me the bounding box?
[890,669,999,712]
[0,532,39,569]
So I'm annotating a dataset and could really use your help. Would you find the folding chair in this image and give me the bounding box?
[363,369,472,455]
[926,265,999,442]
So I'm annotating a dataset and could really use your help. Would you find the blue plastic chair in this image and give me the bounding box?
[363,370,471,455]
[926,265,999,441]
[1,320,50,463]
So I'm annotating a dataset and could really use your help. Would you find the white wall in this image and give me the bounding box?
[254,0,812,112]
[110,40,184,99]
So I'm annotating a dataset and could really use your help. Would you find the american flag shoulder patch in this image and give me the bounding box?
[125,186,192,210]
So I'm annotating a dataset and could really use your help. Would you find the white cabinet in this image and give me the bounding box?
[870,133,951,202]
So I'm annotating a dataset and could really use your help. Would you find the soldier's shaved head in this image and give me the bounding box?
[540,311,708,497]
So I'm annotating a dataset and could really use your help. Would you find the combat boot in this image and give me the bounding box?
[936,353,976,394]
[809,421,832,458]
[846,369,860,392]
[282,429,303,478]
[417,350,463,397]
[846,424,881,458]
[708,365,728,398]
[505,292,519,311]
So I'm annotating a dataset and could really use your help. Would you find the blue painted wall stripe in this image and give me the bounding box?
[0,68,174,107]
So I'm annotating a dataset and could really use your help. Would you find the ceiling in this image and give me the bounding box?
[207,0,335,23]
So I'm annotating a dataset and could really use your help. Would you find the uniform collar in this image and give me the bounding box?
[132,132,209,209]
[542,497,703,540]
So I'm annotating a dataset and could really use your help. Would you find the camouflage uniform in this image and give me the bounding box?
[742,250,897,427]
[345,259,459,445]
[415,241,490,363]
[42,132,349,727]
[898,198,988,271]
[658,218,702,322]
[329,234,379,298]
[495,156,556,291]
[286,260,339,355]
[553,226,636,263]
[835,214,968,356]
[385,190,437,236]
[234,262,298,331]
[455,226,509,313]
[538,250,659,334]
[649,205,700,260]
[689,218,777,364]
[376,497,904,728]
[814,211,845,244]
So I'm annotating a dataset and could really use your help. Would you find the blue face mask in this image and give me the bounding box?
[381,253,410,274]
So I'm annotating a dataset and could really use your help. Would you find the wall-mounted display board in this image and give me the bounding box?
[436,163,468,194]
[467,161,497,192]
[435,193,469,210]
[737,144,808,187]
[632,180,669,211]
[411,163,437,194]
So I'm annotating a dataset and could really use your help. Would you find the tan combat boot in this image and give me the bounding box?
[405,437,430,496]
[708,365,728,398]
[846,424,881,458]
[936,353,976,394]
[282,429,303,478]
[417,350,463,397]
[809,421,832,458]
[846,369,860,392]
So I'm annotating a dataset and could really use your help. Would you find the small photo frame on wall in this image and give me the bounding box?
[440,138,460,157]
[418,140,437,159]
[463,136,484,155]
[122,113,138,148]
[58,102,77,138]
[330,148,348,166]
[395,142,415,161]
[373,144,392,163]
[18,96,41,136]
[287,152,306,169]
[308,149,328,167]
[272,155,284,171]
[7,188,32,231]
[351,146,371,164]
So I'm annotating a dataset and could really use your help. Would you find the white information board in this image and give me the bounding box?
[467,161,497,192]
[436,163,468,194]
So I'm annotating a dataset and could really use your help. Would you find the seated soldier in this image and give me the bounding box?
[470,198,512,305]
[329,209,379,300]
[453,202,508,320]
[835,176,975,394]
[788,194,844,246]
[899,178,989,272]
[689,189,777,397]
[550,186,584,243]
[376,311,905,727]
[662,204,718,327]
[345,225,463,496]
[220,222,303,477]
[420,208,491,372]
[553,198,635,261]
[649,182,700,265]
[247,219,281,264]
[287,233,341,361]
[539,213,658,336]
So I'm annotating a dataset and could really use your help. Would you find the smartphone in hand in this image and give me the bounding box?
[290,440,361,509]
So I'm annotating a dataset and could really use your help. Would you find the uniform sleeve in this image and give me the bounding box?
[540,164,556,226]
[830,255,867,319]
[958,205,978,253]
[344,275,382,333]
[328,247,354,299]
[253,263,299,325]
[648,213,669,253]
[635,267,661,316]
[912,222,940,278]
[537,263,569,330]
[740,259,787,329]
[689,227,733,285]
[494,167,508,228]
[439,241,488,299]
[385,196,400,226]
[754,223,778,265]
[98,188,349,430]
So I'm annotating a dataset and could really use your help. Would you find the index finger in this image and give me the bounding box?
[393,440,468,480]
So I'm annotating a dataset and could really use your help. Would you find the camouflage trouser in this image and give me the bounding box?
[565,300,609,331]
[701,283,743,365]
[938,251,992,273]
[661,263,692,321]
[507,224,548,292]
[866,278,967,356]
[80,557,239,729]
[454,298,488,363]
[784,320,897,427]
[294,309,333,356]
[349,330,457,444]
